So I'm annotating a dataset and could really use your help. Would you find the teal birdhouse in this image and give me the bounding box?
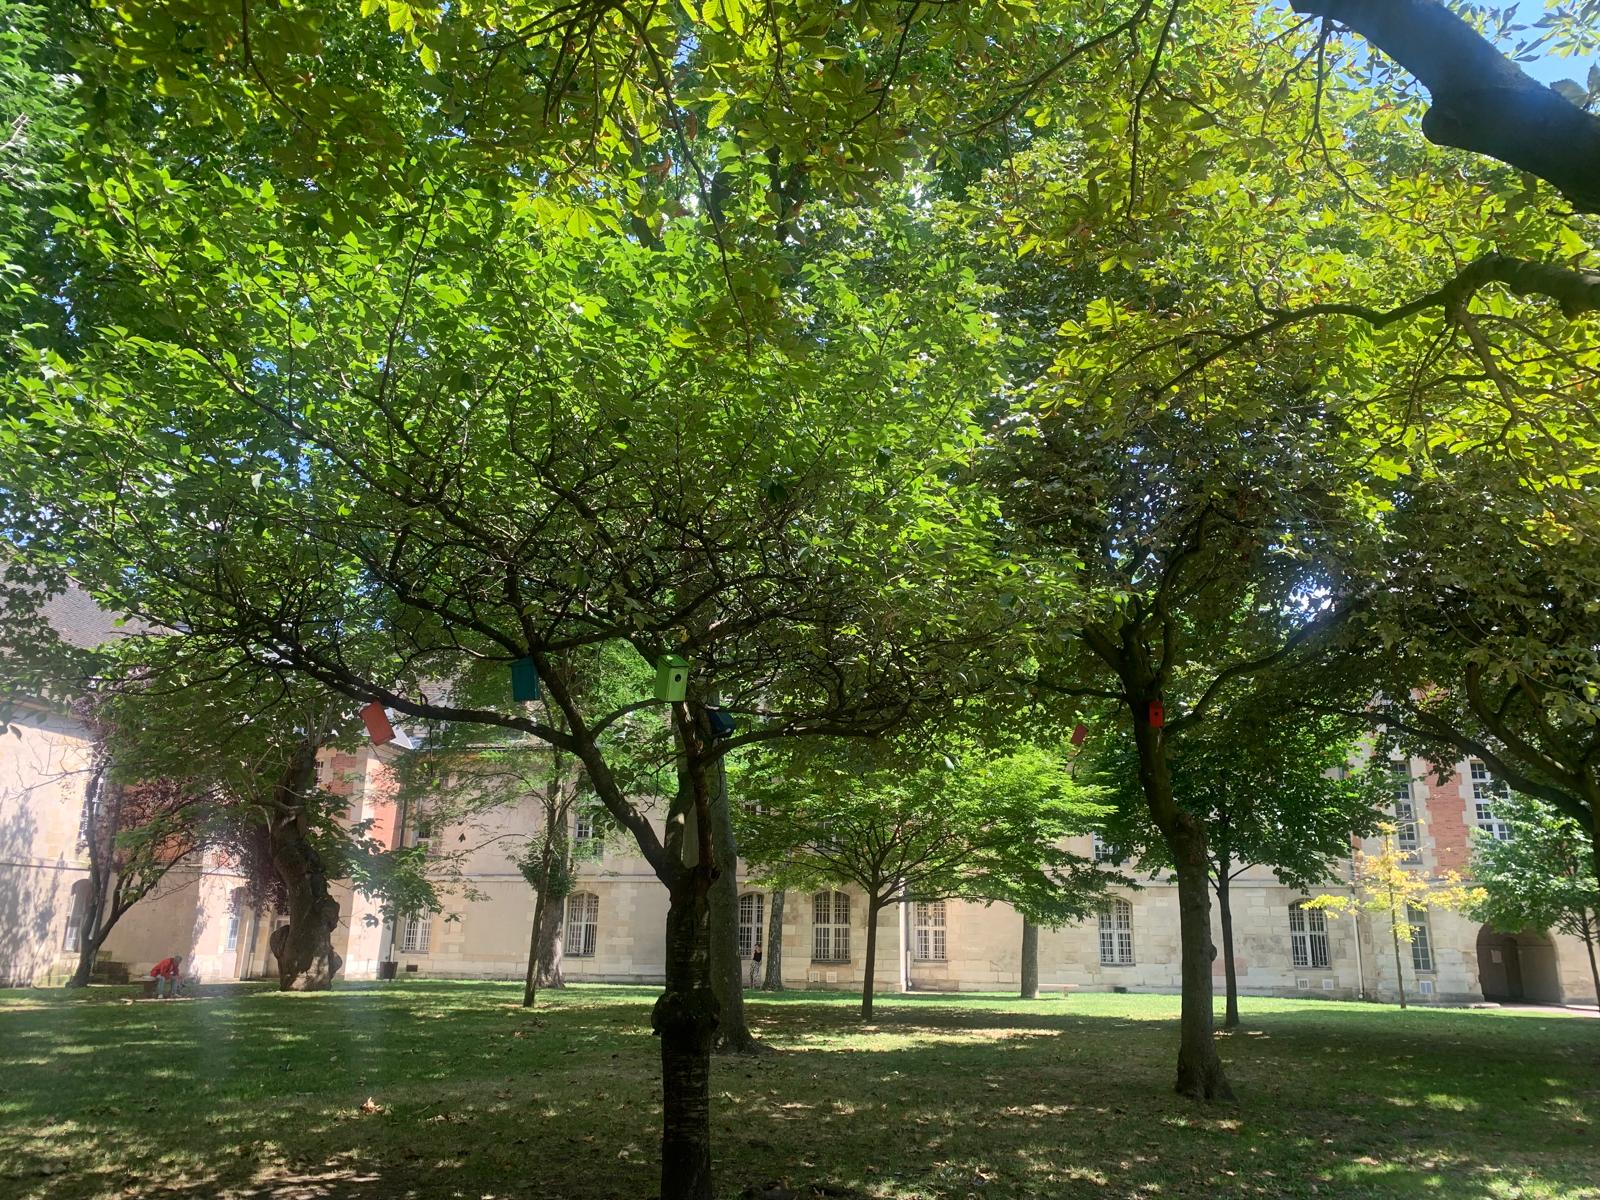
[653,654,690,703]
[510,656,540,703]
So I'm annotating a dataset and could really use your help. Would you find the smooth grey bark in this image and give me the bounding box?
[707,760,759,1053]
[762,889,785,990]
[1216,872,1240,1029]
[861,895,883,1020]
[1020,919,1040,1000]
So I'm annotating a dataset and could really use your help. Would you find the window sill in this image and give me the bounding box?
[810,959,850,965]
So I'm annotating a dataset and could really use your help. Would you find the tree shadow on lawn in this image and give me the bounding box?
[0,987,1595,1200]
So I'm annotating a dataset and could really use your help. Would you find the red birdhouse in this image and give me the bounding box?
[1070,723,1088,746]
[1147,700,1165,729]
[360,701,396,747]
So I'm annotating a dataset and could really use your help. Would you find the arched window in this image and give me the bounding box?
[400,913,432,954]
[1098,898,1134,966]
[223,888,249,952]
[566,892,599,958]
[737,893,765,959]
[1288,902,1331,969]
[62,879,92,951]
[812,891,850,963]
[912,900,947,962]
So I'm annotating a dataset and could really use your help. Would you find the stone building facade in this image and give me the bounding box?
[3,696,1596,1009]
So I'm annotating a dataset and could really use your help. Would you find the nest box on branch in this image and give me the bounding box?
[654,654,690,703]
[360,702,396,747]
[1147,700,1165,729]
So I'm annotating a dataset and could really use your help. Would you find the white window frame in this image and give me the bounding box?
[1288,902,1331,969]
[1469,760,1513,842]
[1098,898,1134,966]
[574,812,594,844]
[912,900,947,962]
[812,891,850,963]
[1092,833,1121,864]
[1407,904,1434,973]
[737,893,765,959]
[224,889,247,952]
[566,892,599,958]
[400,913,432,954]
[1389,760,1420,861]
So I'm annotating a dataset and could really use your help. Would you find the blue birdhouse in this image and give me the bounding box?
[510,656,540,703]
[706,707,736,740]
[654,654,690,702]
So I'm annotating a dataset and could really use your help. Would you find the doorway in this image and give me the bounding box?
[1477,925,1562,1004]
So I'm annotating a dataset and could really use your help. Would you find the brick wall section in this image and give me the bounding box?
[1425,766,1473,874]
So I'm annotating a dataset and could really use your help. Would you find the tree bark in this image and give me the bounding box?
[1291,0,1600,213]
[1131,704,1233,1101]
[536,893,566,989]
[653,865,718,1199]
[1020,919,1040,1000]
[267,741,343,992]
[1580,911,1599,1009]
[66,762,120,988]
[861,895,881,1020]
[523,881,547,1009]
[1390,919,1408,1009]
[1216,873,1240,1029]
[707,760,760,1054]
[762,889,785,990]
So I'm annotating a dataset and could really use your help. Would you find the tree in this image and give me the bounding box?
[1469,793,1600,1007]
[1085,707,1387,1026]
[761,889,786,991]
[1307,827,1482,1009]
[740,739,1109,1018]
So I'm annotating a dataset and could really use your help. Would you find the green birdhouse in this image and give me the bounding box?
[510,656,540,703]
[654,654,690,702]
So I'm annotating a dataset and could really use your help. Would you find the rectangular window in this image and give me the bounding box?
[62,885,88,952]
[912,900,947,962]
[737,893,765,959]
[574,813,594,844]
[812,892,850,963]
[1288,904,1331,969]
[224,909,241,953]
[1469,761,1513,841]
[1098,900,1134,966]
[1389,761,1419,861]
[400,914,431,954]
[1092,833,1121,864]
[566,893,598,958]
[1407,904,1433,973]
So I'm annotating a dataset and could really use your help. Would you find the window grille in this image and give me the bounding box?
[1407,904,1433,973]
[811,891,850,963]
[737,893,765,958]
[1288,902,1331,969]
[566,892,599,958]
[912,900,947,962]
[1098,899,1134,966]
[1389,760,1420,860]
[1469,761,1513,841]
[400,913,432,954]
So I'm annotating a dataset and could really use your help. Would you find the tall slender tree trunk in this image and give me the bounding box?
[1216,873,1240,1029]
[762,890,785,990]
[653,745,719,1200]
[861,896,882,1020]
[1580,912,1600,1008]
[1020,919,1040,1000]
[267,741,342,992]
[707,760,759,1053]
[1390,919,1408,1009]
[523,884,547,1009]
[1131,705,1232,1101]
[66,765,120,988]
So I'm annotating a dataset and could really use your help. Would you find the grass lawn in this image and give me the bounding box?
[0,983,1596,1200]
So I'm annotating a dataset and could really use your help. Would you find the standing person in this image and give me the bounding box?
[749,942,762,989]
[150,954,182,998]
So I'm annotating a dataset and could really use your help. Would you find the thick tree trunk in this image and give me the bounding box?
[861,897,881,1020]
[267,742,342,992]
[67,884,105,988]
[1131,706,1233,1101]
[707,761,759,1053]
[536,893,566,989]
[1020,919,1040,1000]
[66,770,120,989]
[523,884,547,1009]
[653,871,718,1200]
[762,889,785,990]
[1217,874,1240,1029]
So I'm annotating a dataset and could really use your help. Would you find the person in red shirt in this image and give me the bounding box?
[150,954,182,999]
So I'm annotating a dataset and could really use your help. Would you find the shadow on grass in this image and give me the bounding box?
[1,983,1595,1200]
